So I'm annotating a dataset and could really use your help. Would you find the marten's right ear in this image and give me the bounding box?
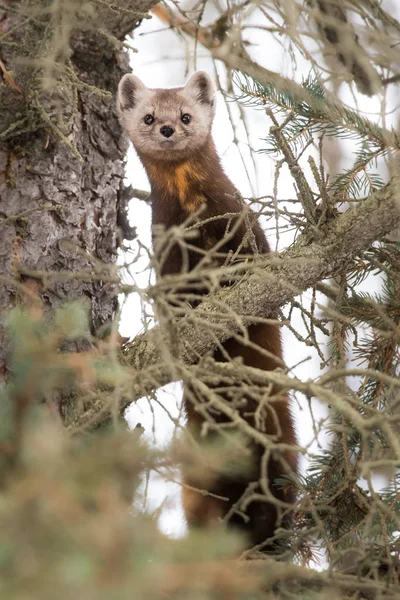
[117,74,147,112]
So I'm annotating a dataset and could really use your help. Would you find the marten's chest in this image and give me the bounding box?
[152,197,216,253]
[151,188,232,279]
[148,160,209,216]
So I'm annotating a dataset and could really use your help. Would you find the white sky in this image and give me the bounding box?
[118,0,399,539]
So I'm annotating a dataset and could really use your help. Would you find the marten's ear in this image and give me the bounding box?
[183,71,214,106]
[117,74,147,112]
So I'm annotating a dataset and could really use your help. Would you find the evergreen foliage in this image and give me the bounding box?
[234,73,393,199]
[234,72,400,581]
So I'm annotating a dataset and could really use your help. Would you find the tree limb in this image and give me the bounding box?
[65,182,400,431]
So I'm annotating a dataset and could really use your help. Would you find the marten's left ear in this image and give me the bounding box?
[184,71,214,106]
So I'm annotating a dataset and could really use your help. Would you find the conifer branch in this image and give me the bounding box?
[268,113,317,225]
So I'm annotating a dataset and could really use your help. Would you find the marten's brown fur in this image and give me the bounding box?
[117,71,298,551]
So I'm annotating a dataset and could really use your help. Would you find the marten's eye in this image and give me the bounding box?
[181,113,191,125]
[144,114,155,125]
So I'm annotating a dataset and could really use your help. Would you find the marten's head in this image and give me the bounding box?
[117,71,215,162]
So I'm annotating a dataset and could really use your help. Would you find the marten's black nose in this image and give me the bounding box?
[160,125,174,138]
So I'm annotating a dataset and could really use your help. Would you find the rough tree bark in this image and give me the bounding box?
[0,1,155,389]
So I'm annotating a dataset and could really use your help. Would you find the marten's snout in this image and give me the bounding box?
[160,125,174,138]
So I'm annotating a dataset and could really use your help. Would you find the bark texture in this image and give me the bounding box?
[0,1,155,380]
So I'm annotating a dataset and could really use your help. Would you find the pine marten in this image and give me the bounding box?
[117,71,298,552]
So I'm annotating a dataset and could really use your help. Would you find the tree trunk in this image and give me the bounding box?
[0,2,154,393]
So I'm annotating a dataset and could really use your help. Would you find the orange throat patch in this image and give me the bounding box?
[148,160,207,213]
